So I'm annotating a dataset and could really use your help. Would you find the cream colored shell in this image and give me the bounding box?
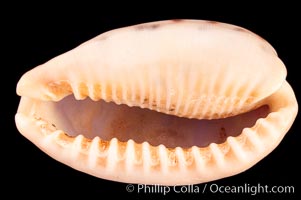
[15,20,298,185]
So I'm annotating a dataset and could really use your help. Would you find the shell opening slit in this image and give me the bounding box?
[15,20,298,185]
[19,95,271,148]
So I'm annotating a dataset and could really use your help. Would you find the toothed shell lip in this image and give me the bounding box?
[15,81,297,185]
[15,20,298,185]
[16,19,286,120]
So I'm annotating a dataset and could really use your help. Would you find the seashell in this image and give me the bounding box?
[15,20,298,185]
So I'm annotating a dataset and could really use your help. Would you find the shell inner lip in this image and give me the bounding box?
[22,94,271,149]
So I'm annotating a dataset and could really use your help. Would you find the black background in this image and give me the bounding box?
[9,7,300,199]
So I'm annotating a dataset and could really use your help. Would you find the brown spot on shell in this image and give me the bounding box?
[198,20,220,31]
[135,23,161,31]
[219,127,227,143]
[204,20,219,24]
[110,117,128,134]
[231,26,274,54]
[172,19,183,23]
[232,26,267,43]
[98,35,108,41]
[233,27,248,32]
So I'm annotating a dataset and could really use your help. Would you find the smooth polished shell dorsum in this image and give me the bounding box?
[15,20,298,185]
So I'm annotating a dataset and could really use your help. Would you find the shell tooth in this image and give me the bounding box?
[191,146,205,174]
[43,130,64,147]
[111,80,122,105]
[133,141,143,165]
[155,85,162,113]
[100,82,108,101]
[158,145,168,174]
[147,69,154,110]
[175,147,186,170]
[52,129,64,138]
[106,138,118,172]
[71,135,85,159]
[182,68,198,117]
[165,65,174,114]
[209,143,224,167]
[174,83,184,116]
[226,136,247,162]
[121,80,129,106]
[125,139,135,172]
[141,142,151,173]
[72,83,88,100]
[243,129,263,153]
[148,143,160,168]
[255,118,275,139]
[89,84,101,101]
[136,74,144,106]
[191,97,202,118]
[167,149,178,167]
[88,136,101,168]
[94,138,109,168]
[46,81,73,101]
[53,130,75,147]
[36,120,55,135]
[183,148,195,167]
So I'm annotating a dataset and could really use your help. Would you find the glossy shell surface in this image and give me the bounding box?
[15,20,298,185]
